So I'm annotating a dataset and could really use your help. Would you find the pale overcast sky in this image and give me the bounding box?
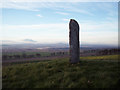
[1,0,118,45]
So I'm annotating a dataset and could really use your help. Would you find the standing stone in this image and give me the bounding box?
[69,19,80,64]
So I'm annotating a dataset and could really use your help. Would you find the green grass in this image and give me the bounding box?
[2,55,120,88]
[80,55,119,61]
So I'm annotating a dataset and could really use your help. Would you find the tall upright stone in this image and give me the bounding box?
[69,19,80,64]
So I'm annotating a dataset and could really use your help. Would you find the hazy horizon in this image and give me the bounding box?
[2,40,118,47]
[1,2,118,46]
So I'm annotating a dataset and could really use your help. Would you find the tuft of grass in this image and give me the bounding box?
[2,55,120,88]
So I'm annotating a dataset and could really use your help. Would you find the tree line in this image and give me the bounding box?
[83,48,120,56]
[2,52,69,60]
[97,48,120,55]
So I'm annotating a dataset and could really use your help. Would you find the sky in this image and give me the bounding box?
[1,0,118,46]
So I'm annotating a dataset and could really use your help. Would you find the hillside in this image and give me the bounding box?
[2,55,120,88]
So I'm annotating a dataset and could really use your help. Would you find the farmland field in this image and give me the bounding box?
[2,55,120,88]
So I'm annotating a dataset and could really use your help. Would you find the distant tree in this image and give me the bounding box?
[108,49,118,55]
[28,55,34,58]
[2,55,8,60]
[97,49,119,55]
[108,49,112,55]
[97,49,108,55]
[51,52,55,56]
[118,49,120,54]
[65,52,68,55]
[57,52,62,55]
[14,55,20,59]
[22,53,27,58]
[36,53,41,57]
[91,50,95,53]
[103,49,108,55]
[8,56,13,59]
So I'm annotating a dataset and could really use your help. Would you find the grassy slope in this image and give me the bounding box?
[3,55,120,88]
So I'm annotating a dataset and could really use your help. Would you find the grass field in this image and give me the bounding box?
[2,55,120,88]
[80,55,119,61]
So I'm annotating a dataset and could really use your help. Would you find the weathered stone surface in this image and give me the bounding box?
[69,19,80,64]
